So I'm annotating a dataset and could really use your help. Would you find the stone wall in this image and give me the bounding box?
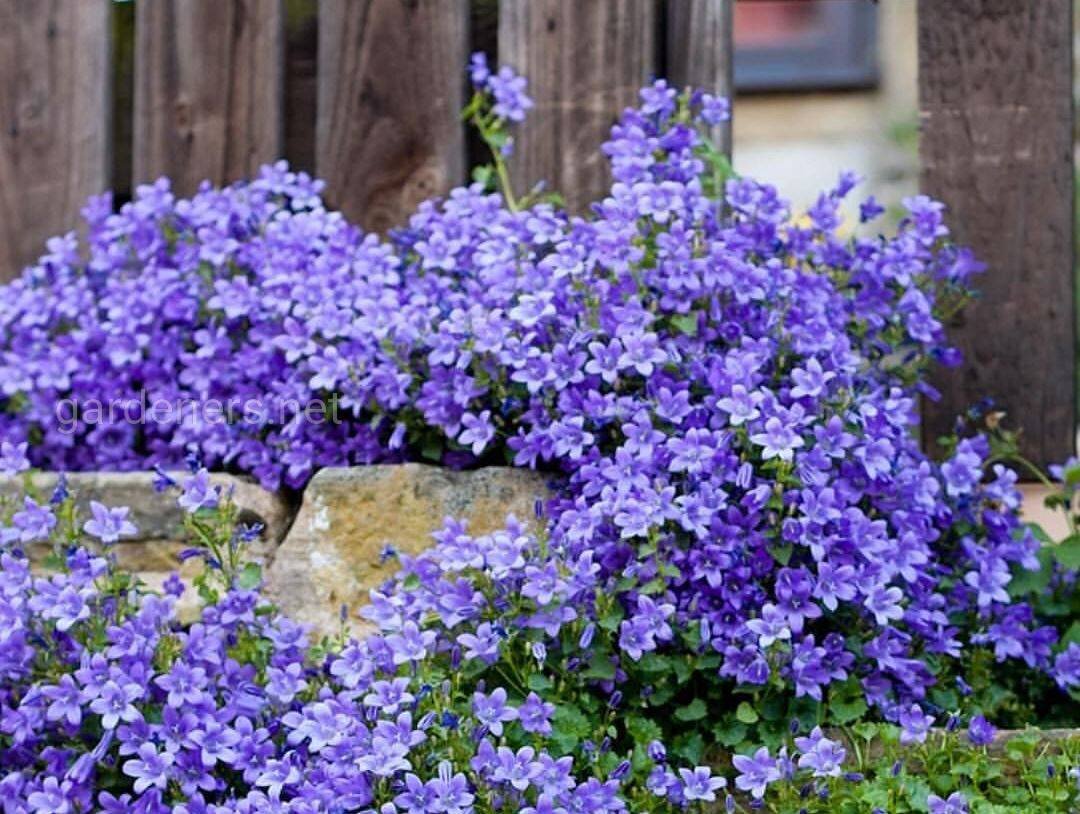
[1,465,551,633]
[5,466,1065,635]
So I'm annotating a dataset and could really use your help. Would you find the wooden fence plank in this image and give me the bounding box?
[919,0,1075,467]
[499,0,657,212]
[134,0,284,195]
[0,0,111,281]
[316,0,468,233]
[666,0,732,157]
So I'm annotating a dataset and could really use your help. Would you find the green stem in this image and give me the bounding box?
[992,451,1078,537]
[493,152,519,213]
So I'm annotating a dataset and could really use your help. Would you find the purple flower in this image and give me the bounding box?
[928,792,968,814]
[746,603,791,649]
[899,704,935,745]
[1054,644,1080,689]
[178,469,219,513]
[795,727,846,777]
[0,441,29,475]
[966,714,997,747]
[473,687,517,736]
[518,691,555,735]
[7,496,57,542]
[750,416,804,462]
[487,66,533,123]
[122,741,174,793]
[863,583,905,626]
[386,621,437,665]
[27,777,72,814]
[492,745,542,790]
[42,675,84,727]
[732,746,781,799]
[678,766,726,802]
[459,410,496,456]
[90,679,143,729]
[83,501,137,544]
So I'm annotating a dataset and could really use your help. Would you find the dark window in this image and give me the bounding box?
[734,0,879,93]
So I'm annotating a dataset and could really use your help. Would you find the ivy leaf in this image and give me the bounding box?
[674,699,707,722]
[712,719,748,748]
[672,732,705,765]
[829,695,868,725]
[735,701,759,724]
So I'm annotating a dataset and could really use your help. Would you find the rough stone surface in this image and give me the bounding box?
[266,464,554,634]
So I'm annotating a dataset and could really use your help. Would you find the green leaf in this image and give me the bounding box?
[236,562,262,590]
[672,732,705,765]
[420,435,444,462]
[829,695,868,725]
[638,654,672,674]
[549,705,592,755]
[1009,546,1054,597]
[626,715,664,746]
[527,673,554,693]
[1058,621,1080,649]
[1053,535,1080,570]
[769,544,793,566]
[674,699,707,722]
[712,719,748,748]
[582,658,616,681]
[597,607,624,631]
[671,314,698,336]
[672,658,692,683]
[735,701,759,724]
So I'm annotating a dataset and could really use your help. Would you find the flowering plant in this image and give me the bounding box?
[2,472,1078,813]
[2,53,1080,811]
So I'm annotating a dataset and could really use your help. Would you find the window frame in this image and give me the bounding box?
[733,1,879,93]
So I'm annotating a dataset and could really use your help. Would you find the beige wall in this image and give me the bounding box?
[732,0,919,225]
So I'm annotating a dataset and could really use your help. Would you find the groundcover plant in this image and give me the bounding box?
[1,54,1080,812]
[2,465,1079,813]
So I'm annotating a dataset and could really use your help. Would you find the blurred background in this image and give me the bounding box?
[732,0,915,224]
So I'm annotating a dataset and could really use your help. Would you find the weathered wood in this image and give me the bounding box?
[317,0,468,233]
[499,0,657,211]
[134,0,284,194]
[919,0,1075,468]
[0,0,111,281]
[666,0,733,156]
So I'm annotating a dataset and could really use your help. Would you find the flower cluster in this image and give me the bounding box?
[3,482,716,814]
[4,480,1077,814]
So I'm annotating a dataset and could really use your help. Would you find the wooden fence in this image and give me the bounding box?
[0,0,1073,466]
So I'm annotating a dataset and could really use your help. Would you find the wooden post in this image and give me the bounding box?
[134,0,284,194]
[316,0,468,233]
[0,0,111,281]
[499,0,657,212]
[666,0,733,157]
[919,0,1075,467]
